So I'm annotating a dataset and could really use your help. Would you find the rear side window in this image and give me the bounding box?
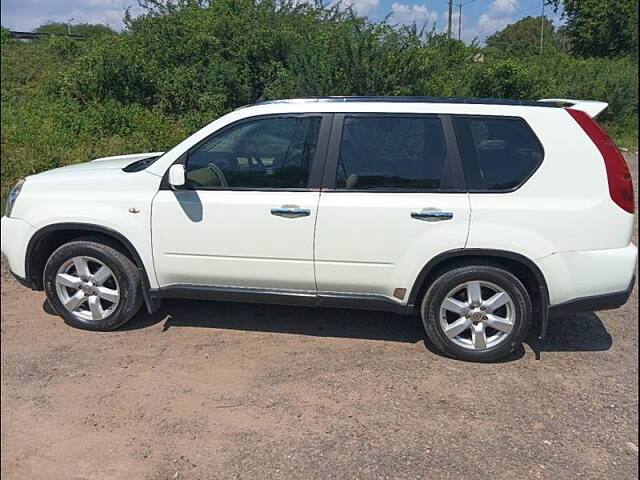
[335,116,447,190]
[453,116,543,191]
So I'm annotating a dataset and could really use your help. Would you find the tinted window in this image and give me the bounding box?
[185,116,321,189]
[336,116,447,190]
[453,116,543,191]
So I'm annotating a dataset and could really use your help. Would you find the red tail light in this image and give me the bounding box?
[567,108,635,214]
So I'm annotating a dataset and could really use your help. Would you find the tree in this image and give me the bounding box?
[547,0,638,58]
[485,16,559,57]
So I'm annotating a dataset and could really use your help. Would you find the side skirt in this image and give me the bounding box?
[150,285,409,315]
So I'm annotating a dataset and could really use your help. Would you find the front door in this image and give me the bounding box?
[152,114,330,292]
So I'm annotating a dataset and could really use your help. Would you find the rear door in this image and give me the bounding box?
[152,114,331,292]
[314,114,470,304]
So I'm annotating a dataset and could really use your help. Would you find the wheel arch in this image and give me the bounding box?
[407,249,549,315]
[25,223,150,293]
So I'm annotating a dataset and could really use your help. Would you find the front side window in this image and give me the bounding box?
[185,116,321,189]
[335,116,448,190]
[453,116,543,191]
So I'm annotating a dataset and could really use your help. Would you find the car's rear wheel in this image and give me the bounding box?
[44,239,142,331]
[421,265,532,362]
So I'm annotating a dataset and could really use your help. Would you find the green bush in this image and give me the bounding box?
[528,53,638,123]
[471,60,539,99]
[1,0,637,203]
[44,35,82,58]
[601,114,638,150]
[1,27,11,44]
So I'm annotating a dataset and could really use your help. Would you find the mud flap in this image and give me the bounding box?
[139,268,162,314]
[535,286,549,360]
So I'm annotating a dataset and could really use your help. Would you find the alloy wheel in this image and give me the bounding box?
[55,256,120,322]
[439,280,515,351]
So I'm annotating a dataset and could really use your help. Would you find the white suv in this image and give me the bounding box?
[2,97,636,362]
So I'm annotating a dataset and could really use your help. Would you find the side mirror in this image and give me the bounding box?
[168,164,186,189]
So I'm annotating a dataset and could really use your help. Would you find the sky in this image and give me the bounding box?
[0,0,563,43]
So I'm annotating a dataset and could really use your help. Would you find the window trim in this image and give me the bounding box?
[452,114,545,194]
[162,113,333,192]
[320,113,467,193]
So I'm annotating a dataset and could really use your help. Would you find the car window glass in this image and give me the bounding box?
[185,116,321,189]
[335,116,447,190]
[453,116,543,191]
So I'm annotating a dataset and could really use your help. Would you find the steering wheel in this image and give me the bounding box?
[206,162,228,187]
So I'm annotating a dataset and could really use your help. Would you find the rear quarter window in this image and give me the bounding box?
[453,116,543,191]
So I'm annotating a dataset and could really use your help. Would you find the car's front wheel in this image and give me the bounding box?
[421,264,532,362]
[44,238,142,331]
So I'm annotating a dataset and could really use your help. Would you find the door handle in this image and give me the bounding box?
[271,207,311,217]
[411,211,454,220]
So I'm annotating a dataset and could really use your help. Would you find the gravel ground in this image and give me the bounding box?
[1,155,638,480]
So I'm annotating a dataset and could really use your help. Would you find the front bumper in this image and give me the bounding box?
[1,216,36,280]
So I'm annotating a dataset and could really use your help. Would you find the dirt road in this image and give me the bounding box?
[2,155,638,480]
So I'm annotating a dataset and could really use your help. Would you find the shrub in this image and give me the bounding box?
[1,0,637,203]
[471,60,538,99]
[1,27,11,44]
[44,35,81,58]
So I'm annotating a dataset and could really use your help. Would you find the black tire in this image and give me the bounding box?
[421,265,532,362]
[44,239,143,331]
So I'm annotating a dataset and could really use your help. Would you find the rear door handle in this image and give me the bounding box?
[411,211,454,220]
[271,207,311,217]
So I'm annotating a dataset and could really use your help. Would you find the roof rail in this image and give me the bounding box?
[538,98,608,118]
[246,96,561,108]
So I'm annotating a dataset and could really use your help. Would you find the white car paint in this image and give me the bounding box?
[152,190,320,290]
[1,98,636,312]
[0,216,35,278]
[464,114,634,242]
[6,163,163,288]
[537,244,638,305]
[91,152,164,163]
[538,98,608,118]
[314,193,470,298]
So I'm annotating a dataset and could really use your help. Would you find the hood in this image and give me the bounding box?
[30,152,164,177]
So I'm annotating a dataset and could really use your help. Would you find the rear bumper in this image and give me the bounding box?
[548,275,635,318]
[537,243,638,306]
